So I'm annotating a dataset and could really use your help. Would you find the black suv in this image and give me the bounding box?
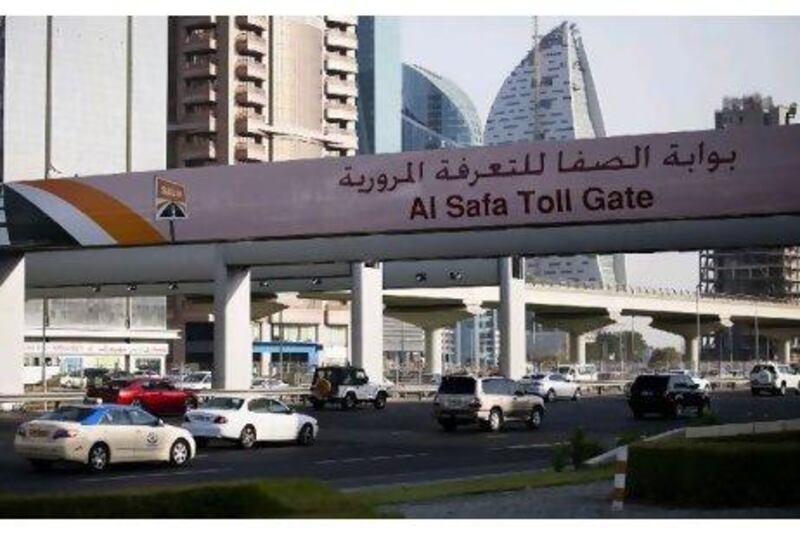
[628,374,711,419]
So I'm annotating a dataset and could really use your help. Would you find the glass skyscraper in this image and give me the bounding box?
[402,63,483,150]
[356,16,402,154]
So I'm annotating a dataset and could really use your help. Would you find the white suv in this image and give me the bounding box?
[309,366,389,410]
[750,363,800,396]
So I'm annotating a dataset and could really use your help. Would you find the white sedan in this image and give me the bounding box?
[183,394,318,449]
[520,373,582,402]
[14,404,195,472]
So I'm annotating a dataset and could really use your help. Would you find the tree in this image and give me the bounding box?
[647,347,683,369]
[586,331,649,363]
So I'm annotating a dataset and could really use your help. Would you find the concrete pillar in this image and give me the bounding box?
[781,338,792,364]
[0,255,25,395]
[499,257,526,380]
[213,258,252,390]
[684,334,700,373]
[351,261,384,383]
[260,352,270,377]
[424,327,444,376]
[569,332,587,366]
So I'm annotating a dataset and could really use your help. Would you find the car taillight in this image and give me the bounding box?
[213,416,228,424]
[469,397,482,408]
[52,429,78,440]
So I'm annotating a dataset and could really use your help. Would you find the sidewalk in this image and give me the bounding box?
[388,480,800,518]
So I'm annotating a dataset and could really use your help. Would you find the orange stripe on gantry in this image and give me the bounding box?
[26,180,165,245]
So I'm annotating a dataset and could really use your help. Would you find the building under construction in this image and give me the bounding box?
[700,94,798,361]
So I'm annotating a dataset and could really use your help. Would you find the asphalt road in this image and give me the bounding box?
[0,390,798,496]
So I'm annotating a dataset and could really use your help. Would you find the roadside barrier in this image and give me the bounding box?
[612,446,628,512]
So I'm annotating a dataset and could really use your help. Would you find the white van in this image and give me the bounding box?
[555,364,598,382]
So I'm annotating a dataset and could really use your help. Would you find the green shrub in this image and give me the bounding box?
[687,412,721,427]
[569,428,605,469]
[627,440,800,507]
[615,430,644,447]
[551,444,570,472]
[0,478,383,518]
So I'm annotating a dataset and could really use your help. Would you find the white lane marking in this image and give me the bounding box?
[340,457,365,463]
[488,441,567,451]
[314,452,429,465]
[79,467,229,483]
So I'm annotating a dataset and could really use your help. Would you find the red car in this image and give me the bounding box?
[88,378,198,416]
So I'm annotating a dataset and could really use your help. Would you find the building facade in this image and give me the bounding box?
[402,63,483,150]
[700,94,798,360]
[1,16,173,381]
[167,16,359,374]
[484,21,625,288]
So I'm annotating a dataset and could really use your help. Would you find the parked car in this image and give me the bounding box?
[433,375,545,432]
[183,394,317,449]
[251,377,290,390]
[174,371,213,391]
[308,366,389,410]
[87,378,198,416]
[667,369,711,391]
[14,404,195,472]
[628,374,711,419]
[749,363,800,396]
[520,373,581,402]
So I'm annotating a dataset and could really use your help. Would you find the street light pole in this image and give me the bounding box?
[696,282,702,372]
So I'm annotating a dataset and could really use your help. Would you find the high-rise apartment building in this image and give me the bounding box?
[1,16,173,380]
[167,16,358,373]
[484,21,625,288]
[700,94,798,360]
[169,16,358,168]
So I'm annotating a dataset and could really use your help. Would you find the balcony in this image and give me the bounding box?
[235,83,267,107]
[182,58,218,80]
[182,16,217,30]
[182,109,217,133]
[325,125,357,150]
[235,58,267,81]
[235,110,264,136]
[325,78,357,98]
[181,137,217,162]
[236,32,268,57]
[235,15,268,31]
[183,31,217,53]
[325,54,357,74]
[325,101,357,121]
[325,15,357,27]
[325,28,358,51]
[183,83,217,105]
[235,139,267,162]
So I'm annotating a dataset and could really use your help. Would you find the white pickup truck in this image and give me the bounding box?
[750,363,800,396]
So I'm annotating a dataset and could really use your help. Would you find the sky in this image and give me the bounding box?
[401,16,800,347]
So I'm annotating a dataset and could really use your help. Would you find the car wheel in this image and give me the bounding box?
[669,403,684,419]
[170,439,190,467]
[526,407,543,430]
[239,425,257,449]
[632,409,643,420]
[487,408,503,432]
[29,459,53,471]
[194,436,208,448]
[87,443,110,473]
[373,391,388,410]
[342,392,357,410]
[439,419,458,432]
[297,423,315,446]
[697,400,710,417]
[572,388,581,401]
[545,389,556,403]
[751,388,759,397]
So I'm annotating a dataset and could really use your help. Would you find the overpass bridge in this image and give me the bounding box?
[3,125,800,393]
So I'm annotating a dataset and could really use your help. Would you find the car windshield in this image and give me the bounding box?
[203,397,244,410]
[185,373,208,383]
[752,365,775,374]
[40,406,96,422]
[632,375,669,393]
[438,376,476,395]
[525,374,546,380]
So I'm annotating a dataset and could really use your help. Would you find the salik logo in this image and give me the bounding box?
[146,432,159,446]
[155,176,188,220]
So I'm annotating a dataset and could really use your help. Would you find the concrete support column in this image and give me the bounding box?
[424,327,444,376]
[569,332,587,366]
[684,334,700,373]
[351,261,384,383]
[0,255,25,395]
[260,352,270,377]
[781,338,792,364]
[213,258,252,390]
[499,257,526,380]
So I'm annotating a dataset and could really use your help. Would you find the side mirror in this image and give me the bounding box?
[157,418,165,426]
[689,383,700,390]
[514,390,525,397]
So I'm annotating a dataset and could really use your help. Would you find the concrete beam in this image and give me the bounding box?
[212,257,252,390]
[0,255,25,394]
[351,261,384,383]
